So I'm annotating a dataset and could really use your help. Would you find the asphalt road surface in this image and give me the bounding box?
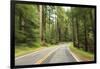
[15,43,77,66]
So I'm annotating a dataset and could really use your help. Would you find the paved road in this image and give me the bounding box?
[15,43,77,66]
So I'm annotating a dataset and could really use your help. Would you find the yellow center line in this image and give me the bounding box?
[35,47,59,64]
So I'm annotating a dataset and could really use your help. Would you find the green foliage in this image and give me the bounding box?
[69,7,95,53]
[15,4,39,46]
[69,43,94,61]
[15,4,95,55]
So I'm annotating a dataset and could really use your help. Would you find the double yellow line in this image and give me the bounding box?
[35,47,59,64]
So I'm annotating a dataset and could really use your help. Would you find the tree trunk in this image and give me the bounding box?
[49,7,51,43]
[40,5,46,46]
[83,16,88,51]
[72,17,76,47]
[76,17,80,48]
[19,13,22,30]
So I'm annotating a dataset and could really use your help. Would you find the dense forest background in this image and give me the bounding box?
[15,4,95,55]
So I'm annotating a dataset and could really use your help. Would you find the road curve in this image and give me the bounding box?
[15,43,77,66]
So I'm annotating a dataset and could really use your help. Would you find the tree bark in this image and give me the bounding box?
[83,16,88,51]
[76,17,80,48]
[72,17,76,47]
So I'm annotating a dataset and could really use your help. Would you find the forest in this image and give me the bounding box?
[15,4,95,57]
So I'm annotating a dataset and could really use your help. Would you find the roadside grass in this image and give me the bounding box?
[15,42,44,57]
[15,42,57,57]
[15,46,45,57]
[69,43,94,61]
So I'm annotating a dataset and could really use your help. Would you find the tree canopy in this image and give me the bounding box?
[15,4,95,53]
